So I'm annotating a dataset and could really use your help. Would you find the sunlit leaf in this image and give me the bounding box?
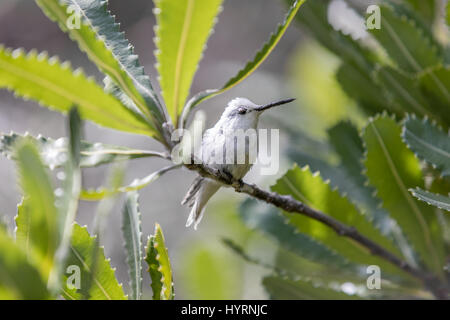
[0,227,50,299]
[14,140,59,282]
[181,0,305,126]
[35,0,165,140]
[61,224,127,300]
[0,47,153,136]
[154,0,223,124]
[80,164,180,201]
[145,223,174,300]
[0,132,168,169]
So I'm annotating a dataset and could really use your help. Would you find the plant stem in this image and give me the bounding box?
[184,162,449,299]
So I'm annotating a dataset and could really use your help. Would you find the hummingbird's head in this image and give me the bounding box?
[221,97,296,122]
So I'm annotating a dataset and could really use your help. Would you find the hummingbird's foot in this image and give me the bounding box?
[219,169,234,184]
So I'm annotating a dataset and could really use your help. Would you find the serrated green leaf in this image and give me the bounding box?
[145,223,174,300]
[362,115,445,275]
[0,132,167,169]
[35,0,165,140]
[80,164,180,201]
[14,140,59,282]
[410,188,450,212]
[180,0,305,126]
[271,165,412,280]
[402,115,450,177]
[368,4,441,74]
[154,0,223,125]
[376,66,431,117]
[239,199,350,270]
[418,66,450,125]
[336,63,391,115]
[121,191,143,300]
[0,227,50,300]
[0,47,153,136]
[263,276,362,300]
[61,224,126,300]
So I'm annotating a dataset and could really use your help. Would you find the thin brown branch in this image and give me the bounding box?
[184,162,449,299]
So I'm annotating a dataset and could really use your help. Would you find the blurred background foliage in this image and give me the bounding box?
[0,0,449,299]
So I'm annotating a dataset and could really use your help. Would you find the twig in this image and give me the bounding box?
[184,162,449,299]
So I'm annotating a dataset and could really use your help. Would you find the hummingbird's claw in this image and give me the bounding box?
[219,169,234,184]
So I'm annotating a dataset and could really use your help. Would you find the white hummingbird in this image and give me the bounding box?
[181,97,295,229]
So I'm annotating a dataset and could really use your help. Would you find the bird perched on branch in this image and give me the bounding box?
[182,97,295,229]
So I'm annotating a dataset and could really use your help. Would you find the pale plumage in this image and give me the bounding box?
[182,97,295,229]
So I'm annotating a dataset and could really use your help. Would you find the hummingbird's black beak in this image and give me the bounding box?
[255,98,296,112]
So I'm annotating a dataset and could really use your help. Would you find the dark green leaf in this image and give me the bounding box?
[122,191,143,300]
[362,114,445,275]
[402,115,450,177]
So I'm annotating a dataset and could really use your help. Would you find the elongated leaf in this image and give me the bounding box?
[336,63,391,115]
[272,165,414,280]
[362,115,445,275]
[292,0,375,74]
[35,0,165,139]
[154,0,223,124]
[180,0,305,126]
[0,47,152,136]
[410,188,450,212]
[14,140,59,282]
[145,223,174,300]
[376,66,431,117]
[402,115,450,177]
[0,132,168,169]
[61,224,126,300]
[48,108,82,292]
[81,164,180,201]
[0,227,50,299]
[263,276,362,300]
[121,191,143,300]
[239,199,351,269]
[405,0,437,28]
[368,4,441,74]
[418,66,450,125]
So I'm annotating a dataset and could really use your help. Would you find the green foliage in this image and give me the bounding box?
[0,132,167,169]
[263,276,362,300]
[145,223,174,300]
[0,227,50,299]
[362,115,445,275]
[14,140,59,282]
[368,4,440,74]
[61,224,127,300]
[154,0,223,124]
[272,165,409,279]
[35,0,165,138]
[122,192,143,300]
[0,47,153,136]
[181,0,305,126]
[410,188,450,212]
[402,115,450,177]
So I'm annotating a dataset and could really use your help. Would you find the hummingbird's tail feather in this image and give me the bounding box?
[181,176,204,206]
[184,179,220,230]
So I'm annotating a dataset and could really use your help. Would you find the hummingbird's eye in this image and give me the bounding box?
[237,107,247,115]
